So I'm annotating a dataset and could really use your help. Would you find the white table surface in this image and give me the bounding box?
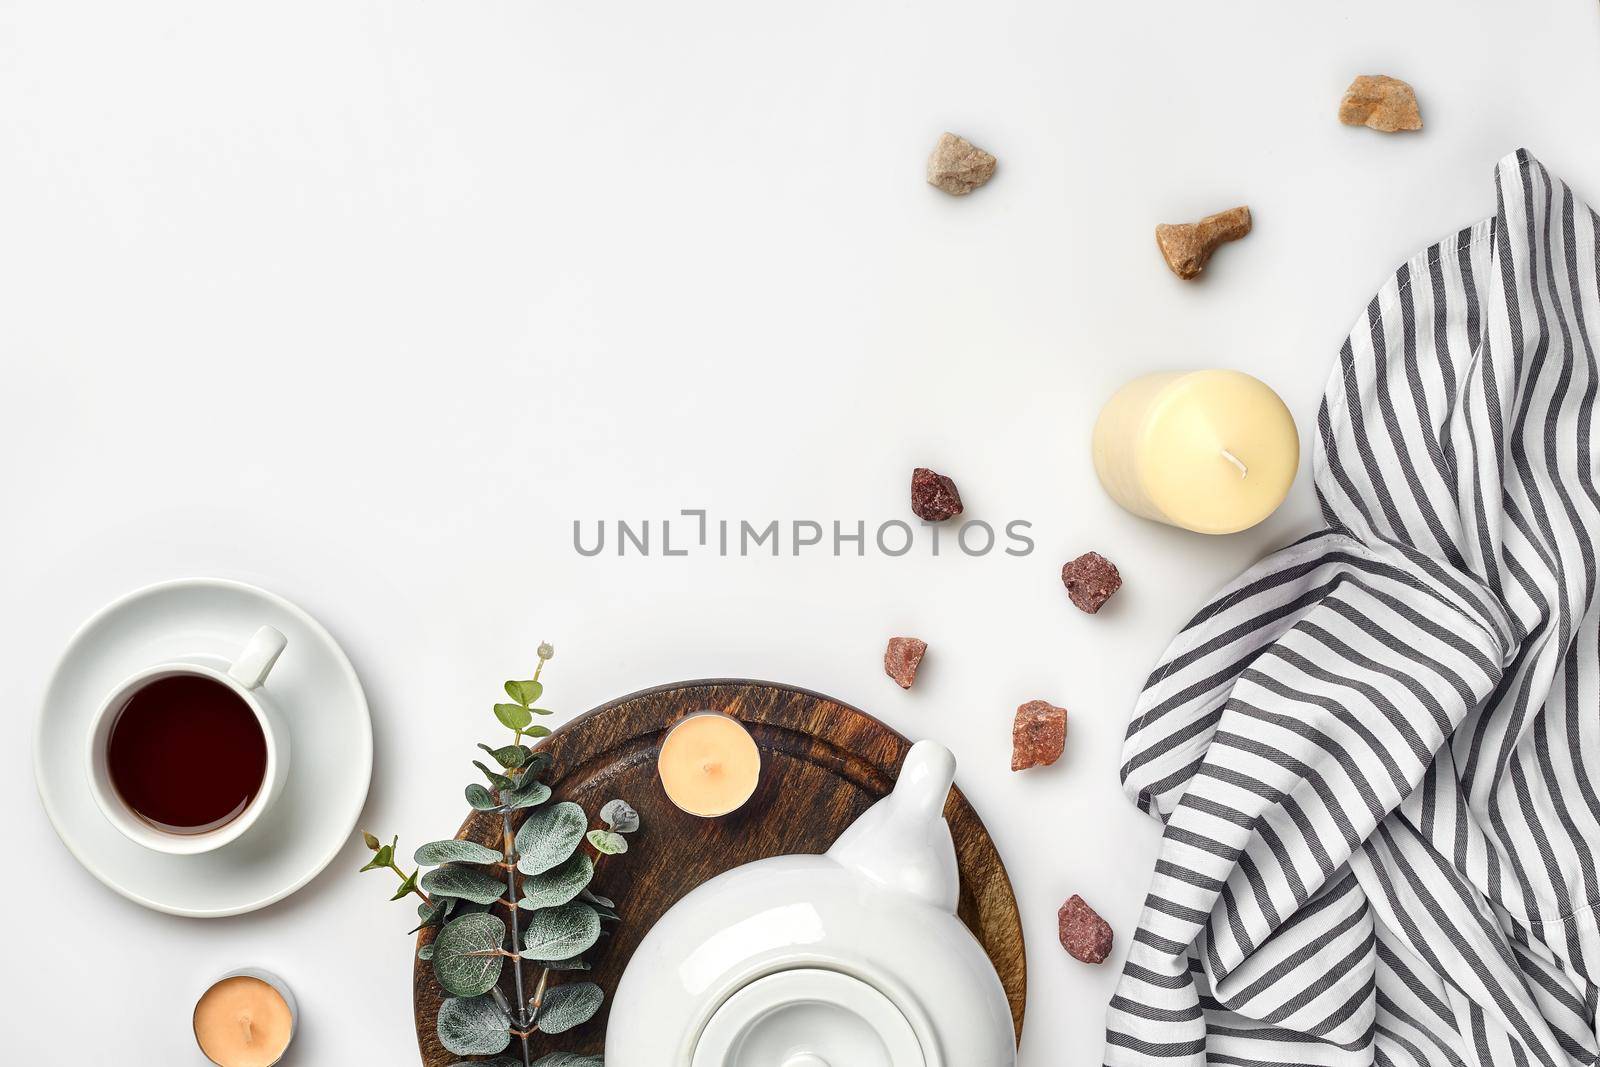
[4,1,1599,1062]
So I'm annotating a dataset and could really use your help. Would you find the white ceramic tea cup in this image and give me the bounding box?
[85,625,290,855]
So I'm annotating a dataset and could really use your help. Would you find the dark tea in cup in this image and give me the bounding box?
[107,673,269,834]
[87,624,289,855]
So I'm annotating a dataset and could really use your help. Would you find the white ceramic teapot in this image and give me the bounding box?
[606,740,1017,1067]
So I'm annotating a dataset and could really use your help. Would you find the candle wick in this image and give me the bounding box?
[702,761,721,774]
[239,1013,254,1045]
[1221,449,1248,479]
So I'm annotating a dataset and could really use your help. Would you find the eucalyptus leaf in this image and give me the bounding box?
[478,742,530,769]
[504,777,551,811]
[504,679,544,706]
[515,801,587,875]
[415,839,502,866]
[417,943,435,961]
[535,982,604,1034]
[465,783,502,811]
[409,895,449,934]
[586,829,628,856]
[493,702,534,731]
[579,889,615,909]
[431,912,508,998]
[519,852,593,910]
[524,724,553,738]
[600,798,640,833]
[589,902,620,922]
[521,902,601,961]
[539,953,591,971]
[359,844,393,872]
[449,1060,523,1067]
[390,868,420,901]
[473,761,515,791]
[437,994,512,1057]
[531,1056,603,1067]
[421,864,507,905]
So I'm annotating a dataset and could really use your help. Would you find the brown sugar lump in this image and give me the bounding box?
[1155,206,1252,280]
[910,467,964,522]
[884,637,928,689]
[1011,699,1067,771]
[1339,75,1423,133]
[926,132,997,196]
[1058,894,1114,964]
[1061,551,1122,614]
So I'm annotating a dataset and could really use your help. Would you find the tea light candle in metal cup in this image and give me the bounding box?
[193,968,297,1067]
[657,711,761,817]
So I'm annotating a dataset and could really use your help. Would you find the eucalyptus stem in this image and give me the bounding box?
[501,803,533,1067]
[529,966,552,1021]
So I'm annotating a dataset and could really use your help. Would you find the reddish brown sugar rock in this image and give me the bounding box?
[884,636,928,689]
[910,467,964,522]
[1011,699,1067,771]
[1059,894,1114,964]
[1062,551,1122,614]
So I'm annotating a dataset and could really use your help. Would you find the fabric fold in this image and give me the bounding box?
[1108,151,1600,1067]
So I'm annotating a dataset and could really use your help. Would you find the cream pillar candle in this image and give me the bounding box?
[193,970,297,1067]
[1092,370,1298,534]
[658,711,761,817]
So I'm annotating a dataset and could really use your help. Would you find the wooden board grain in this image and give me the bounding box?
[413,679,1026,1063]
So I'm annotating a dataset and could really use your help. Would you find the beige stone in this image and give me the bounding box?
[1339,75,1423,133]
[1154,205,1252,281]
[926,132,997,196]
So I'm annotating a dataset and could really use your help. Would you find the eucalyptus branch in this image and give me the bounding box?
[357,833,431,904]
[354,643,632,1067]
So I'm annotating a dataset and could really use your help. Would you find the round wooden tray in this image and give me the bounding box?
[413,679,1026,1062]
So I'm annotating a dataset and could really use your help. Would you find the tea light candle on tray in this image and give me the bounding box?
[193,970,297,1067]
[658,711,761,817]
[1093,370,1299,534]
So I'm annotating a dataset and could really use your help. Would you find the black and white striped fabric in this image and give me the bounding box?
[1108,151,1600,1067]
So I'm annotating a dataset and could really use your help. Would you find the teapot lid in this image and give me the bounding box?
[690,969,925,1067]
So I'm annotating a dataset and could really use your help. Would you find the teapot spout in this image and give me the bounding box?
[827,739,960,913]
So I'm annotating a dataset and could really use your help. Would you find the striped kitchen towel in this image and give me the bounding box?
[1108,151,1600,1067]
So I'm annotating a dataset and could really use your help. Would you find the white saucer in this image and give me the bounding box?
[33,577,373,917]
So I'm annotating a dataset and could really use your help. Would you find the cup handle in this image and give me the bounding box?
[228,625,288,690]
